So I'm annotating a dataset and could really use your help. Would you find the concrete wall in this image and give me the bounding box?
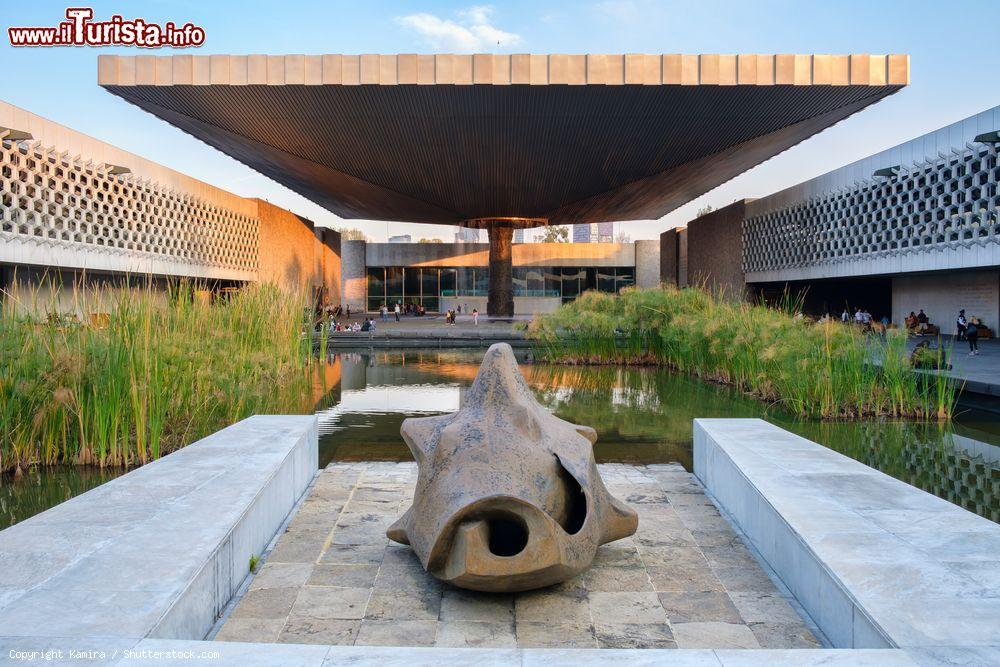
[744,105,1000,285]
[686,201,750,298]
[659,228,679,286]
[634,240,661,288]
[892,270,999,331]
[0,100,258,283]
[341,240,367,311]
[365,242,636,268]
[678,228,689,288]
[255,200,319,294]
[0,101,342,307]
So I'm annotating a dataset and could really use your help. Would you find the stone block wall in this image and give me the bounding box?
[314,227,342,306]
[659,228,679,285]
[678,228,689,288]
[686,201,750,298]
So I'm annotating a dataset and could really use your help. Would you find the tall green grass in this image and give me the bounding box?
[0,279,316,474]
[527,286,958,420]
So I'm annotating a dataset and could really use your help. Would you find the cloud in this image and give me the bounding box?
[397,6,522,52]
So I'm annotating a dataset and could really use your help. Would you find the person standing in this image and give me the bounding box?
[967,318,979,355]
[841,308,850,323]
[957,309,968,341]
[380,304,387,321]
[472,308,479,325]
[394,303,400,322]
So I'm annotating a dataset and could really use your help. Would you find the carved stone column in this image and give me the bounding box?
[487,222,514,318]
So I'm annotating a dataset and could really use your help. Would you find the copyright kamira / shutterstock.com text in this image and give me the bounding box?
[8,7,205,48]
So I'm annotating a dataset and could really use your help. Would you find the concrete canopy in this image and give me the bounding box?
[99,53,908,315]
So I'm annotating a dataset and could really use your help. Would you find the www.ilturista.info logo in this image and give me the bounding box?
[8,7,206,48]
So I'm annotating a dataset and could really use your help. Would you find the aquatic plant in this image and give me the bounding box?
[527,286,958,420]
[0,278,316,473]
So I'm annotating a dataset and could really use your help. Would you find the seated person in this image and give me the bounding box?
[904,311,917,331]
[916,309,929,334]
[361,319,371,332]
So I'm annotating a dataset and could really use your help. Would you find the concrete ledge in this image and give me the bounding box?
[326,330,530,348]
[694,418,1000,658]
[0,415,317,641]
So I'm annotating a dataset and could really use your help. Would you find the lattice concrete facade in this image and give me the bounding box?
[0,100,340,300]
[0,137,259,279]
[743,105,1000,284]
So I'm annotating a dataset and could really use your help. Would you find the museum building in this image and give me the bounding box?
[664,104,1000,330]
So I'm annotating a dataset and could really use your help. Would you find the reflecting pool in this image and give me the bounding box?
[3,347,999,529]
[317,349,1000,524]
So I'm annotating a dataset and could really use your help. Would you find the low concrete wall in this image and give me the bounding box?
[0,415,317,641]
[694,418,1000,659]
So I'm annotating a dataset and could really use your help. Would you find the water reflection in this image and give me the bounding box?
[318,349,1000,524]
[3,348,998,529]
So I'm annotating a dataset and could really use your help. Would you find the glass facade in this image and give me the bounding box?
[366,266,635,311]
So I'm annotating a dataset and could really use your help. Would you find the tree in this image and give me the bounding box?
[418,237,443,243]
[534,226,569,243]
[336,227,369,241]
[696,204,714,218]
[614,231,631,243]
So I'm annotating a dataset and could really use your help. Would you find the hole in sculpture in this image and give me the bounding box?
[487,515,529,557]
[555,457,587,535]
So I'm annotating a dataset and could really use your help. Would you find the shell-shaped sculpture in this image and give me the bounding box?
[387,342,638,592]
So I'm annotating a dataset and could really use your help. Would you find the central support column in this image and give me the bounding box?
[487,222,514,318]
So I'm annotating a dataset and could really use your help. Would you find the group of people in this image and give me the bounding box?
[903,309,930,335]
[904,308,983,355]
[839,308,889,334]
[443,308,478,325]
[327,316,378,333]
[378,303,427,321]
[834,306,988,356]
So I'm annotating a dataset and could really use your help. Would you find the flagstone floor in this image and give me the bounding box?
[215,462,821,650]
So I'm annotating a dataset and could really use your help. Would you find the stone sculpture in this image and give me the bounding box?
[387,342,638,592]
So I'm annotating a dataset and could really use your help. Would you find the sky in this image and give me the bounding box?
[3,0,1000,242]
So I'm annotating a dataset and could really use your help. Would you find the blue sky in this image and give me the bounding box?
[4,1,1000,241]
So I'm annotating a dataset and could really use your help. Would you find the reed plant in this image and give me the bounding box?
[0,278,316,474]
[527,286,958,420]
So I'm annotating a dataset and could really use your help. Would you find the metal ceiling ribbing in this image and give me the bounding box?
[104,77,902,225]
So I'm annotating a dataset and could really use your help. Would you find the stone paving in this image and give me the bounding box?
[215,462,820,650]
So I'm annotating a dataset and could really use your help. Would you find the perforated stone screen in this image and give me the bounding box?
[0,138,258,275]
[744,145,1000,275]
